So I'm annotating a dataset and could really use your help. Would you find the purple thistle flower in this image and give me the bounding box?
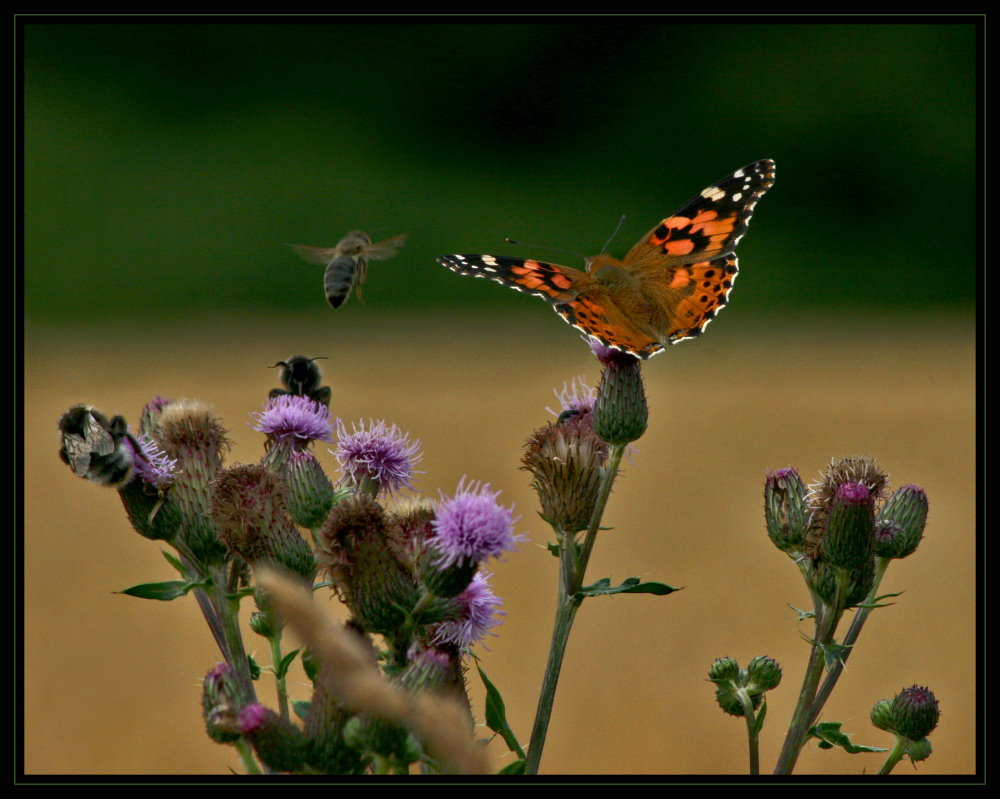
[432,572,506,649]
[333,419,422,496]
[123,432,177,489]
[547,376,597,418]
[431,478,522,569]
[251,394,333,443]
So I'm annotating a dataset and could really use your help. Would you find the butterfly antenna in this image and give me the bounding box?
[504,238,585,261]
[600,214,627,255]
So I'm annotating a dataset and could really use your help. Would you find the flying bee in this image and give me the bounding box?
[287,230,407,309]
[269,355,332,407]
[58,404,142,488]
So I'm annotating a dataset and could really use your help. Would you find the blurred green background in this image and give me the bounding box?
[24,20,978,778]
[25,22,976,322]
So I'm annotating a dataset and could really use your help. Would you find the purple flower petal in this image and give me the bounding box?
[251,395,333,443]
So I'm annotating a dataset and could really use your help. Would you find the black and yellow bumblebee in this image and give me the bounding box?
[58,404,141,487]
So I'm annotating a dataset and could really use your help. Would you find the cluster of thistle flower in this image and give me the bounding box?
[56,356,525,775]
[707,455,937,773]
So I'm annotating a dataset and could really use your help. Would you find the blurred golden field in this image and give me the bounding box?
[23,309,977,777]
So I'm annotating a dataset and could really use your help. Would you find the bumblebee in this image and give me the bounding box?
[269,355,331,407]
[58,404,140,487]
[287,230,406,309]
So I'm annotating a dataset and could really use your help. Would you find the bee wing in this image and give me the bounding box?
[286,244,342,266]
[364,233,408,260]
[62,434,94,475]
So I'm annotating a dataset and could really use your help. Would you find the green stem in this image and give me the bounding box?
[268,628,290,720]
[773,573,846,775]
[740,692,761,776]
[806,557,890,726]
[234,738,262,775]
[524,443,626,775]
[877,734,907,775]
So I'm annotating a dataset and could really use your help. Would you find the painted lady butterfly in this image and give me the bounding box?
[438,160,775,359]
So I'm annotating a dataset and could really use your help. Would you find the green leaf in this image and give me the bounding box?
[276,648,301,680]
[546,541,561,558]
[498,759,526,775]
[292,700,312,723]
[576,576,678,598]
[808,722,887,754]
[751,698,768,737]
[117,579,208,601]
[301,648,319,683]
[477,666,525,759]
[247,654,261,681]
[789,604,816,621]
[161,549,186,576]
[820,640,852,672]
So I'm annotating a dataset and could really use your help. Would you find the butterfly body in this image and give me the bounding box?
[288,230,407,309]
[438,160,774,358]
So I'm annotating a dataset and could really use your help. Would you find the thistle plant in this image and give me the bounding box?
[708,456,936,775]
[56,356,511,775]
[57,346,940,775]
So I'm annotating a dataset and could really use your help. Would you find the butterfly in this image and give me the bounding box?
[438,160,775,358]
[288,230,407,309]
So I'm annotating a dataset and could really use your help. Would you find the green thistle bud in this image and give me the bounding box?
[209,464,316,582]
[152,400,231,564]
[870,698,895,732]
[891,685,940,741]
[592,349,648,446]
[521,413,608,534]
[118,479,182,541]
[316,494,421,634]
[303,676,368,774]
[746,655,782,693]
[876,484,928,559]
[904,736,933,762]
[202,663,244,744]
[805,455,888,556]
[238,702,308,772]
[812,554,875,608]
[283,449,336,529]
[822,482,875,570]
[707,656,740,683]
[764,467,810,553]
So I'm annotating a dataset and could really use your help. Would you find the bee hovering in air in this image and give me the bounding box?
[58,404,142,488]
[269,355,332,407]
[287,230,407,309]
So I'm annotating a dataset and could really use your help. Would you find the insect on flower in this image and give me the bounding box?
[287,230,407,309]
[58,404,143,487]
[269,355,332,407]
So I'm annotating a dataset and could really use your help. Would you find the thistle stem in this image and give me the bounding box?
[773,575,846,774]
[234,738,263,775]
[268,629,290,720]
[739,693,761,776]
[806,557,890,726]
[877,734,907,775]
[524,443,625,775]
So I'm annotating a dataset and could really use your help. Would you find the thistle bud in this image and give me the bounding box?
[152,400,231,564]
[317,494,421,634]
[707,656,740,684]
[876,484,928,559]
[592,345,648,446]
[870,698,895,732]
[905,736,933,762]
[746,655,782,693]
[283,449,337,529]
[209,463,316,582]
[303,673,367,774]
[521,412,608,534]
[202,662,243,743]
[118,479,183,541]
[891,685,940,741]
[238,702,308,772]
[812,554,875,608]
[821,482,876,570]
[764,467,810,553]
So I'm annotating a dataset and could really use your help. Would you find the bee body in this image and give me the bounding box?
[58,404,138,488]
[269,355,331,407]
[287,230,406,309]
